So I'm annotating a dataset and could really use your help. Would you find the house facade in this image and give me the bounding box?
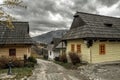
[0,22,33,59]
[63,12,120,63]
[47,38,61,60]
[56,41,66,56]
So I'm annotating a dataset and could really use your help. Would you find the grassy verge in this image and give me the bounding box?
[0,67,33,79]
[54,61,82,70]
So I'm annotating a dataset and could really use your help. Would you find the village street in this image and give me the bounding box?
[28,59,88,80]
[28,59,120,80]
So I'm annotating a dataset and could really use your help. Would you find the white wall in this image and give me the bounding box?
[48,50,60,60]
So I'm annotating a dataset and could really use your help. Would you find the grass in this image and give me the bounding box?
[54,61,82,70]
[0,67,33,79]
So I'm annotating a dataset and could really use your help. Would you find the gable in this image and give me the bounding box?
[70,15,85,29]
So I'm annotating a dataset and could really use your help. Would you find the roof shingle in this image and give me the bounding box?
[63,12,120,40]
[0,22,34,44]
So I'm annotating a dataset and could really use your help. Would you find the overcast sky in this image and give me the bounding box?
[1,0,120,37]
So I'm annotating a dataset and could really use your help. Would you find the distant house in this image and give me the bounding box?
[47,38,61,60]
[0,22,33,59]
[56,41,66,55]
[63,12,120,63]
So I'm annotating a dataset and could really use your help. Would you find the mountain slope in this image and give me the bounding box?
[32,30,67,44]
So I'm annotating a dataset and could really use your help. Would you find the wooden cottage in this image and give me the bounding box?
[63,12,120,63]
[0,22,33,59]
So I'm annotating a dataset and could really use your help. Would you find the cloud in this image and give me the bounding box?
[2,0,120,37]
[97,0,120,17]
[0,0,3,4]
[97,0,119,7]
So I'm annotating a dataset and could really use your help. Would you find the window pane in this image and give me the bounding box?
[9,49,16,56]
[77,44,81,53]
[99,44,105,55]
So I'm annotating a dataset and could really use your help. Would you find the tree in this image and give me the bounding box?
[0,0,26,29]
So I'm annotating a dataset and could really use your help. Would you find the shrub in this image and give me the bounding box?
[0,56,24,69]
[27,56,37,64]
[0,56,9,69]
[54,57,60,61]
[24,56,37,67]
[0,56,37,69]
[59,54,67,63]
[43,55,48,60]
[24,55,28,62]
[13,60,24,68]
[69,52,81,65]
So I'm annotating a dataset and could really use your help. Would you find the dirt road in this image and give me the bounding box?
[28,59,88,80]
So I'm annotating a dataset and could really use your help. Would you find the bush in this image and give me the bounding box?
[0,56,24,69]
[0,56,37,69]
[43,55,48,60]
[69,52,81,65]
[27,56,37,64]
[24,56,37,67]
[59,54,67,63]
[13,60,24,68]
[0,56,9,69]
[24,54,28,62]
[54,57,60,61]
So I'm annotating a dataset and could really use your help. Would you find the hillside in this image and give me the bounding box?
[32,30,67,44]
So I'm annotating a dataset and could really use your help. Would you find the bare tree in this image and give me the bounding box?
[0,0,26,29]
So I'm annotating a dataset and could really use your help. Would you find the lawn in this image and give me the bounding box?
[0,67,33,79]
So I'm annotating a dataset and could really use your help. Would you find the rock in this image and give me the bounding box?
[0,73,16,79]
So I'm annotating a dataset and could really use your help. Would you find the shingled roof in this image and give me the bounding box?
[63,12,120,40]
[0,22,34,45]
[47,38,61,50]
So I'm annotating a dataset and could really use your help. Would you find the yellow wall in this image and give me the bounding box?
[66,39,120,63]
[91,41,120,63]
[0,46,31,59]
[66,39,91,63]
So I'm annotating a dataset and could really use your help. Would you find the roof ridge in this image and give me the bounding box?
[76,11,120,19]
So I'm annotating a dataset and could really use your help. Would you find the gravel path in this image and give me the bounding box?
[79,63,120,80]
[28,59,88,80]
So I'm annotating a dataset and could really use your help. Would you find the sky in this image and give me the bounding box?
[1,0,120,37]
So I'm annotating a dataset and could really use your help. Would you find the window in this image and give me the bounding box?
[71,44,75,52]
[99,44,105,55]
[104,23,113,27]
[9,49,16,56]
[50,51,51,55]
[77,44,81,53]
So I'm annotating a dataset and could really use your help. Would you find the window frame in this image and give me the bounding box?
[77,44,81,53]
[9,49,16,56]
[99,44,106,55]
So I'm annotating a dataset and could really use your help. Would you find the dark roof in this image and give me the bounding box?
[47,44,54,51]
[63,12,120,40]
[47,38,61,50]
[0,22,34,45]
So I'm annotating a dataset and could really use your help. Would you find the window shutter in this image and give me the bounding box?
[77,44,81,53]
[99,44,106,55]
